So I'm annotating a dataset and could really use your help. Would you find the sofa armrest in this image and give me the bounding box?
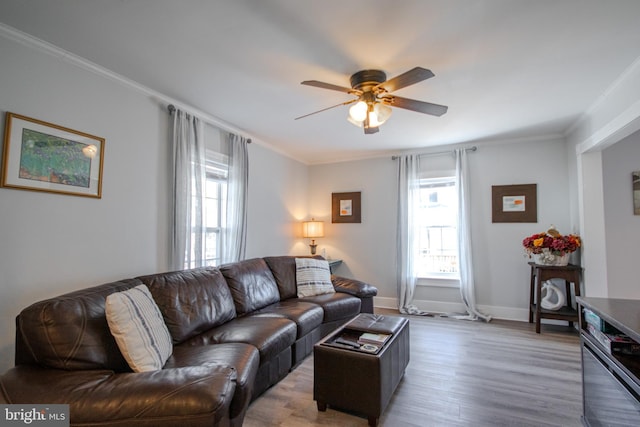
[0,364,236,426]
[332,276,378,298]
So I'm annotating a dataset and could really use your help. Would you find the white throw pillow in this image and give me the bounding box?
[105,284,172,372]
[295,258,335,297]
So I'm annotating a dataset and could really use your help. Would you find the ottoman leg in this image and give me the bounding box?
[317,401,327,412]
[368,415,378,426]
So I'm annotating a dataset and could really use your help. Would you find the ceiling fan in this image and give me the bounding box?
[296,67,448,134]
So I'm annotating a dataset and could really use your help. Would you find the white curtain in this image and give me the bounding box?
[455,148,491,321]
[221,133,249,264]
[396,154,430,315]
[171,109,206,270]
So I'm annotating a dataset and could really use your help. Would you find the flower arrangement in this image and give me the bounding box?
[522,226,581,257]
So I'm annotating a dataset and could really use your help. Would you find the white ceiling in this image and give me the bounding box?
[1,0,639,164]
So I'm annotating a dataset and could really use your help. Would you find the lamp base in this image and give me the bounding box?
[309,241,317,255]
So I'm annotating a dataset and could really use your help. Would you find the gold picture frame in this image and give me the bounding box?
[1,112,105,198]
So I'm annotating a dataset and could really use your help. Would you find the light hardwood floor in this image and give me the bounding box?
[243,309,582,427]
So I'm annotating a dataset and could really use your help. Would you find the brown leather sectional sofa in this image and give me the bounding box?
[0,256,377,427]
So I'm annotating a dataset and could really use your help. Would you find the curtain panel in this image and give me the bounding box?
[170,110,249,269]
[396,154,430,315]
[221,133,249,264]
[455,148,491,322]
[171,109,206,270]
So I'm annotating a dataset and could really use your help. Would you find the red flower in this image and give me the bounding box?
[523,230,581,256]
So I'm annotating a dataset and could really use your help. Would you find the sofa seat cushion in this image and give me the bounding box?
[251,300,324,338]
[0,364,236,426]
[300,292,361,322]
[167,344,259,421]
[138,268,236,344]
[182,316,296,365]
[220,258,281,315]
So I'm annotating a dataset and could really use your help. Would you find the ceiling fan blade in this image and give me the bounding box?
[376,67,435,93]
[301,80,357,94]
[364,126,379,134]
[294,99,357,120]
[387,96,448,117]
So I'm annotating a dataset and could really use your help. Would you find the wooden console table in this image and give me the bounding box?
[528,262,582,333]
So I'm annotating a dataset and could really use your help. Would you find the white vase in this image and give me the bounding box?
[534,249,570,266]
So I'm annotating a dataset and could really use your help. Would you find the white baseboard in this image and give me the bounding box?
[374,296,530,322]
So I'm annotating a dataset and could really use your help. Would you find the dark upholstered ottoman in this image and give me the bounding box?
[313,313,410,426]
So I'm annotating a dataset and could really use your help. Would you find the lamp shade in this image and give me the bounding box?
[302,219,324,238]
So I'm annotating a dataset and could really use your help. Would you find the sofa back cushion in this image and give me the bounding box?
[220,258,280,315]
[15,279,140,371]
[264,255,324,300]
[137,268,236,344]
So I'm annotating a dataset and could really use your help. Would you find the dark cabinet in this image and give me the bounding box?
[577,297,640,426]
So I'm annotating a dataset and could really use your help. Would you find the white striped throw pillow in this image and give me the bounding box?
[106,284,172,372]
[295,258,335,297]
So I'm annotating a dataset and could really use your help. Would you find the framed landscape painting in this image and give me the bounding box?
[1,113,104,198]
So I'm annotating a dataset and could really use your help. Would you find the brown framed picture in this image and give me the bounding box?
[492,184,537,223]
[332,191,361,223]
[1,112,105,198]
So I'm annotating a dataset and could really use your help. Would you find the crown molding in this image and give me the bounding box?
[0,23,307,164]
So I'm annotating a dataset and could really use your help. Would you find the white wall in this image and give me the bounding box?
[578,151,609,297]
[468,138,572,317]
[0,34,170,370]
[0,34,307,372]
[246,142,309,258]
[602,130,640,298]
[308,157,397,292]
[566,57,640,298]
[310,137,571,319]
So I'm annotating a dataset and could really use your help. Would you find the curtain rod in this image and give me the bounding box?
[391,145,477,160]
[167,104,251,143]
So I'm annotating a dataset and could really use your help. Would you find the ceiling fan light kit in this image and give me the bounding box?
[298,67,448,134]
[347,99,392,129]
[349,101,368,122]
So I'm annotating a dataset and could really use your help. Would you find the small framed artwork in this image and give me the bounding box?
[633,171,640,215]
[492,184,537,223]
[1,112,105,198]
[332,191,361,223]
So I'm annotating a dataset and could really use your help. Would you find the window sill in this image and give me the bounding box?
[416,276,460,288]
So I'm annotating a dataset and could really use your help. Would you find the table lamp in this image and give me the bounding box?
[302,218,324,255]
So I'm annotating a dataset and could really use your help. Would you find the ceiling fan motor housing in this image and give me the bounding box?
[350,69,387,90]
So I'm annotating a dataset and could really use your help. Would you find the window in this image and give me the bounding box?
[185,151,228,268]
[415,176,459,279]
[203,152,228,267]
